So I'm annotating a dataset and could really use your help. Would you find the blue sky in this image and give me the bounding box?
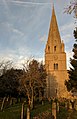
[0,0,76,69]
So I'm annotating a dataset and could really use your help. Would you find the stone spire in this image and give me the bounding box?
[47,6,61,45]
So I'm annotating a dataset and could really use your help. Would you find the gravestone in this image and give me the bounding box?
[74,100,77,110]
[1,97,6,111]
[70,99,75,109]
[56,102,59,112]
[21,103,24,119]
[52,102,56,119]
[69,102,72,109]
[65,101,68,109]
[27,107,30,119]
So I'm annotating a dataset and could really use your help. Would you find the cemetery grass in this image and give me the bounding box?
[0,102,77,119]
[31,103,51,118]
[0,102,51,119]
[0,103,25,119]
[69,110,77,119]
[57,106,69,119]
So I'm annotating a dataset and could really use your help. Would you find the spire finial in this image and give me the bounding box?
[50,0,53,8]
[52,3,55,16]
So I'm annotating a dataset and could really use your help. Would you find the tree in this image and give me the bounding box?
[65,0,77,19]
[19,59,47,109]
[0,67,24,111]
[64,0,77,94]
[0,60,12,76]
[0,68,23,98]
[65,28,77,93]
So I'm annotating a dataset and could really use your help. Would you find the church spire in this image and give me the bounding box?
[47,6,61,45]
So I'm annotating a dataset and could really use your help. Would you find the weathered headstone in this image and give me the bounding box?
[65,101,68,109]
[52,102,56,119]
[1,97,6,111]
[70,99,76,109]
[74,104,77,110]
[56,102,59,112]
[21,103,24,119]
[69,101,72,109]
[27,107,30,119]
[74,100,77,110]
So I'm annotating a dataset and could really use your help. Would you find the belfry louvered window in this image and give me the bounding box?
[54,46,56,52]
[54,63,58,70]
[48,46,50,52]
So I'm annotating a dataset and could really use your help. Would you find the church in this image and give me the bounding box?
[45,6,68,98]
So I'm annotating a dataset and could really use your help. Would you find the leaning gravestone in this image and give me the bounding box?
[52,102,56,119]
[74,100,77,110]
[1,97,6,111]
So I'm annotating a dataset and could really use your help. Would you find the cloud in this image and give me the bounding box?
[1,22,24,36]
[39,35,47,42]
[0,49,30,69]
[60,22,75,32]
[61,34,72,43]
[12,28,24,36]
[10,0,52,6]
[66,51,73,69]
[0,0,52,7]
[0,51,44,69]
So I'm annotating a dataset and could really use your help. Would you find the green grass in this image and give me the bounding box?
[0,103,23,119]
[0,102,77,119]
[31,103,51,118]
[0,102,51,119]
[57,107,69,119]
[69,110,77,119]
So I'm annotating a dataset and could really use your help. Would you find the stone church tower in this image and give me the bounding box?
[45,6,68,98]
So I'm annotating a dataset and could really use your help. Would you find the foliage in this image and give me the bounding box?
[0,68,23,97]
[74,27,77,40]
[65,28,77,92]
[65,0,77,19]
[0,60,12,76]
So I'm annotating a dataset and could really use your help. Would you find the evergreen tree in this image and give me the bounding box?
[65,28,77,92]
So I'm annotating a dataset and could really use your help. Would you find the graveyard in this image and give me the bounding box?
[0,0,77,119]
[0,97,77,119]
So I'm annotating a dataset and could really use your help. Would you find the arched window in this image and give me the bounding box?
[54,46,56,52]
[48,45,50,52]
[54,63,58,70]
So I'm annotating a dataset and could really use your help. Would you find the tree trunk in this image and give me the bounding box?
[31,87,34,109]
[1,97,6,111]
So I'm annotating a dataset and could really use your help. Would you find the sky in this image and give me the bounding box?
[0,0,76,69]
